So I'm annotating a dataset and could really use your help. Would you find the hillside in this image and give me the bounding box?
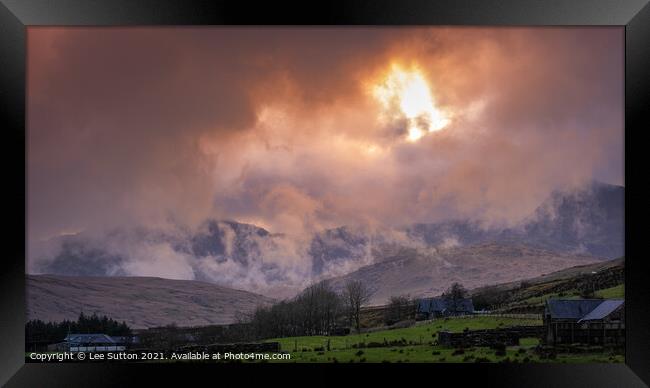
[26,275,274,329]
[325,242,601,305]
[470,257,624,313]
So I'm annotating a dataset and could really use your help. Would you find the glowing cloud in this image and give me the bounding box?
[373,65,450,141]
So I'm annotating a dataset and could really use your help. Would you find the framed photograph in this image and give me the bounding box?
[1,0,648,386]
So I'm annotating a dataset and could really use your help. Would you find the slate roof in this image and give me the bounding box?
[64,334,116,344]
[578,299,624,322]
[417,297,474,314]
[110,336,140,344]
[545,299,624,321]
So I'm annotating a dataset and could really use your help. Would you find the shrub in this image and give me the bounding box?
[492,343,507,356]
[366,342,383,348]
[388,338,407,346]
[438,357,446,362]
[452,348,465,356]
[474,357,491,363]
[518,348,526,354]
[314,346,324,352]
[355,350,365,357]
[431,351,441,355]
[492,343,506,352]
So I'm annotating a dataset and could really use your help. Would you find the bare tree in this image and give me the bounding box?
[385,294,413,325]
[245,281,342,339]
[343,280,373,333]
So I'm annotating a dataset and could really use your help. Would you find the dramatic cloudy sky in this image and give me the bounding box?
[28,27,623,249]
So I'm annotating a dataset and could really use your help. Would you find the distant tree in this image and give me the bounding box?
[25,313,131,350]
[292,281,341,336]
[385,295,413,325]
[244,281,341,339]
[343,280,373,334]
[442,282,468,314]
[580,283,596,299]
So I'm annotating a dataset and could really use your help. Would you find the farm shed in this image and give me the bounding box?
[47,333,127,352]
[543,299,624,346]
[416,297,474,320]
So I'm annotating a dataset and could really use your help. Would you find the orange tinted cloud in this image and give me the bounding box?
[28,27,623,244]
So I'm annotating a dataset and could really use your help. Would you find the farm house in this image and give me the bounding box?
[47,333,127,352]
[543,299,625,346]
[416,297,475,320]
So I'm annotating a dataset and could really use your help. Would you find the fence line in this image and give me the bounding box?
[457,313,542,320]
[414,313,541,326]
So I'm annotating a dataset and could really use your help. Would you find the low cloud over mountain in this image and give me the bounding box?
[29,181,623,300]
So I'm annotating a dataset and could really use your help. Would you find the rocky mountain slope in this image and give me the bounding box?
[29,181,623,300]
[325,242,601,305]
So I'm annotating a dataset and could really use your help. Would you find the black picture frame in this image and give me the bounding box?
[1,1,648,386]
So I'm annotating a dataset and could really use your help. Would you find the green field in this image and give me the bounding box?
[594,284,624,299]
[262,316,623,363]
[521,284,625,306]
[522,291,581,305]
[267,316,541,351]
[29,316,623,364]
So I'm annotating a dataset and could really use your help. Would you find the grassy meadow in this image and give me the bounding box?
[520,283,625,307]
[261,315,623,363]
